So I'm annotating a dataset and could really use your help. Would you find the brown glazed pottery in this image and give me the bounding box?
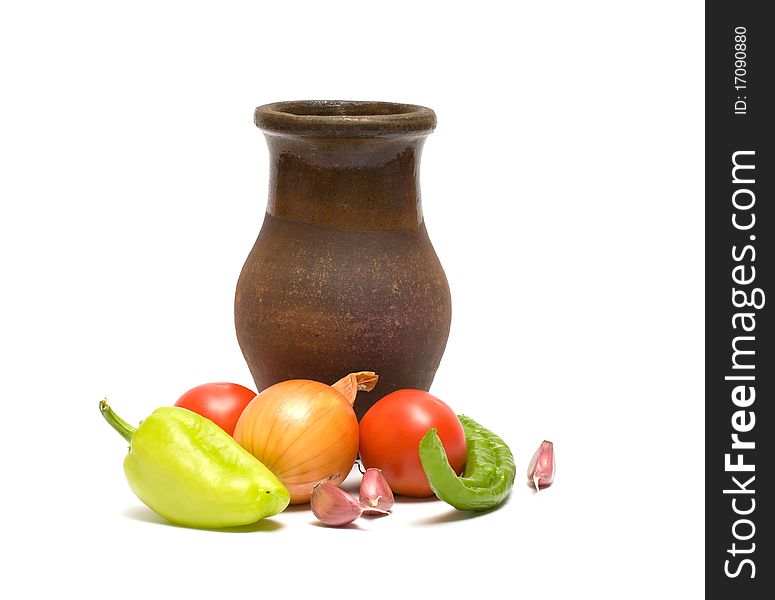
[235,100,451,419]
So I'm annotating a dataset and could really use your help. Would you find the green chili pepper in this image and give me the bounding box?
[419,414,515,511]
[100,399,290,528]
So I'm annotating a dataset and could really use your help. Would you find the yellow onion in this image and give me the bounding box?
[234,372,377,504]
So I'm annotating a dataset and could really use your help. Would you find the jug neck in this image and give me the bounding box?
[265,134,428,232]
[255,101,436,233]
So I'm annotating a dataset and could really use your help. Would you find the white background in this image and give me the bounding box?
[0,1,704,598]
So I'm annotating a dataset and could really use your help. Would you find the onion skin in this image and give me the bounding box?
[233,378,360,504]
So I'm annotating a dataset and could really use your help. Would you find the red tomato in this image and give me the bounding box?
[358,389,466,497]
[174,382,256,436]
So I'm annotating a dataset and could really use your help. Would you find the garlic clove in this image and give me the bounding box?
[311,482,388,527]
[359,468,394,515]
[311,482,362,526]
[527,440,555,491]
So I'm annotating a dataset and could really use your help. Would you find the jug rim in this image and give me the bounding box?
[255,100,436,137]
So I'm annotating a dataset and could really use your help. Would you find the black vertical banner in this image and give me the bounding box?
[706,1,774,597]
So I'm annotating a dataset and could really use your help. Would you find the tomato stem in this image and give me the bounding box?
[99,398,137,442]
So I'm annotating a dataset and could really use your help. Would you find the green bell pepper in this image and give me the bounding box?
[419,414,515,511]
[100,399,290,528]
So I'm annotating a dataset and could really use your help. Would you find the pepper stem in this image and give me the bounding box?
[99,398,137,442]
[331,372,379,406]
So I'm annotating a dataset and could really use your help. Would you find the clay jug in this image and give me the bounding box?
[235,100,451,419]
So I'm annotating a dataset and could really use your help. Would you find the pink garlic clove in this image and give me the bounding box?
[311,481,389,527]
[527,440,555,491]
[359,468,394,515]
[311,482,363,526]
